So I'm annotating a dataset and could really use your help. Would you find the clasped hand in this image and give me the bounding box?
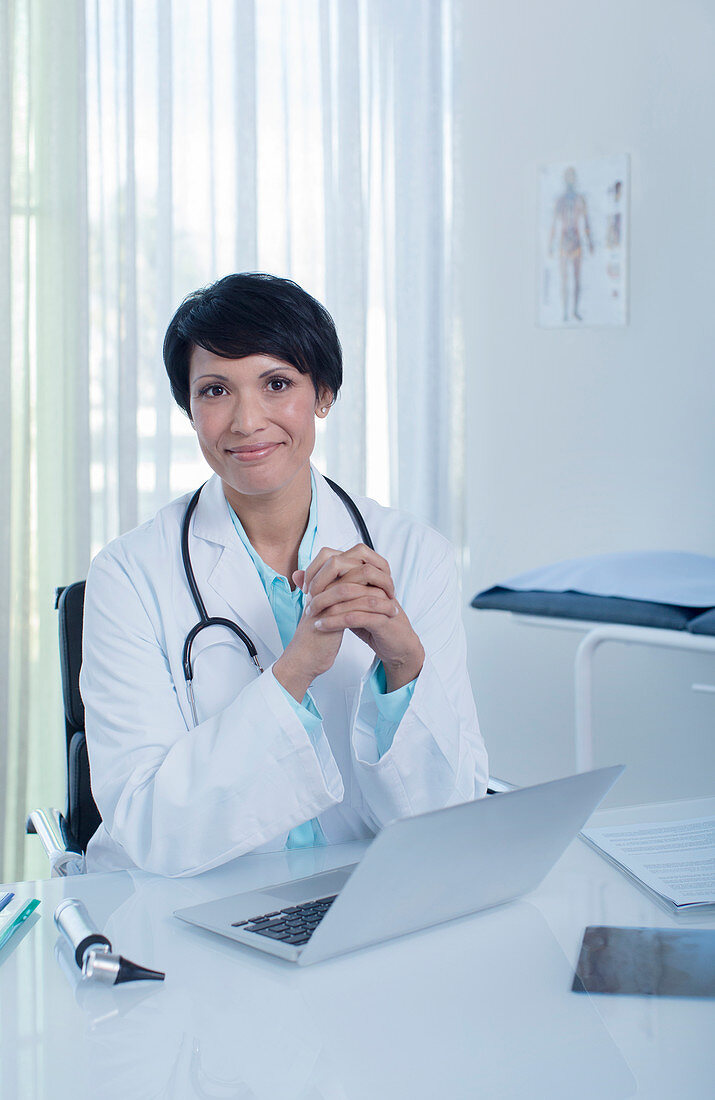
[273,544,424,703]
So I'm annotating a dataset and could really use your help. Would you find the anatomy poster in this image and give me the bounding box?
[538,155,629,327]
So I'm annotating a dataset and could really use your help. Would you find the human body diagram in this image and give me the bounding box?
[549,168,594,322]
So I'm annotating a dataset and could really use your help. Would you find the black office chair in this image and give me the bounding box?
[26,581,101,869]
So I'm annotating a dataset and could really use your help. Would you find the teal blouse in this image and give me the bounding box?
[228,473,415,848]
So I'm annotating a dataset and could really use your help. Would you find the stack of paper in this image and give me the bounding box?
[581,798,715,914]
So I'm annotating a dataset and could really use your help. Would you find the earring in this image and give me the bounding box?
[321,406,328,414]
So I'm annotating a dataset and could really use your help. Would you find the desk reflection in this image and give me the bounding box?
[51,873,634,1100]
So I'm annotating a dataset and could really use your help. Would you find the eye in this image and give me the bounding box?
[198,383,227,398]
[266,376,293,393]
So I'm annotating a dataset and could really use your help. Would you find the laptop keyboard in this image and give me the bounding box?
[231,894,338,946]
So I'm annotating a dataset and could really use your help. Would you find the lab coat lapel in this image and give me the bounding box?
[191,475,283,660]
[313,467,364,554]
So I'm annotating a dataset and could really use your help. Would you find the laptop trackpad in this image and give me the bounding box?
[266,866,356,903]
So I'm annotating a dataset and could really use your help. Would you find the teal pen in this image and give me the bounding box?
[0,899,40,952]
[0,892,14,913]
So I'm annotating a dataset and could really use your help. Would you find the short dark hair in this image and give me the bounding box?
[163,273,343,417]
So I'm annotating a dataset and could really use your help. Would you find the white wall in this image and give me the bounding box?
[459,0,715,804]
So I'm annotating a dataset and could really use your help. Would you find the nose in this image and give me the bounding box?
[228,392,267,436]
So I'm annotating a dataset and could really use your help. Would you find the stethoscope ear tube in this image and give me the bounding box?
[182,617,263,684]
[324,477,374,550]
[180,477,371,726]
[181,485,210,623]
[180,486,265,701]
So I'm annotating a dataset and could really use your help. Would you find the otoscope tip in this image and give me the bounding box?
[115,956,165,984]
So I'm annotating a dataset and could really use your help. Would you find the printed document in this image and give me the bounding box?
[582,816,715,908]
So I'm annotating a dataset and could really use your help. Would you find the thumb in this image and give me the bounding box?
[293,569,306,590]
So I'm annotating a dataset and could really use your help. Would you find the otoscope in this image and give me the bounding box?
[54,898,165,985]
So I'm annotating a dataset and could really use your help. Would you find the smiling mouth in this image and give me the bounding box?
[226,443,282,460]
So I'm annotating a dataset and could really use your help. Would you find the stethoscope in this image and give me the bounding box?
[181,477,374,726]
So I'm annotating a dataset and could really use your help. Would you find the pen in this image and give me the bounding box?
[0,892,15,914]
[0,898,40,953]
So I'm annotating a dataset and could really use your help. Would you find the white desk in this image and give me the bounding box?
[1,837,713,1099]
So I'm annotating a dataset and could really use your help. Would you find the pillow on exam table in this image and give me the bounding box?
[687,608,715,635]
[472,551,715,629]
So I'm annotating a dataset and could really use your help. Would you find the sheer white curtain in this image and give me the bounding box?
[1,0,89,881]
[1,0,461,882]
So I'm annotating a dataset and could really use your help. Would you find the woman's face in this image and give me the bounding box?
[188,347,330,502]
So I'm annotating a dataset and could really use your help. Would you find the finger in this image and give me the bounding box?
[314,598,400,632]
[301,547,341,594]
[305,582,395,619]
[307,583,395,617]
[323,563,395,599]
[292,569,305,591]
[306,545,392,598]
[303,546,376,595]
[304,544,391,593]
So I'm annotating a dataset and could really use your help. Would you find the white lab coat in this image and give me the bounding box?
[81,468,488,876]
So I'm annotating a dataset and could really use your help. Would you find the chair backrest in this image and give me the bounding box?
[56,582,101,852]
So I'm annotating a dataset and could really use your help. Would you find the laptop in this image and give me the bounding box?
[174,764,623,966]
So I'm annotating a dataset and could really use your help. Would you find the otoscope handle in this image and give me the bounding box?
[54,898,112,969]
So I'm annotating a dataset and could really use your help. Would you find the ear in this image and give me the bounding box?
[315,388,333,418]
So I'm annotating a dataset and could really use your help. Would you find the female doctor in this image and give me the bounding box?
[80,273,488,876]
